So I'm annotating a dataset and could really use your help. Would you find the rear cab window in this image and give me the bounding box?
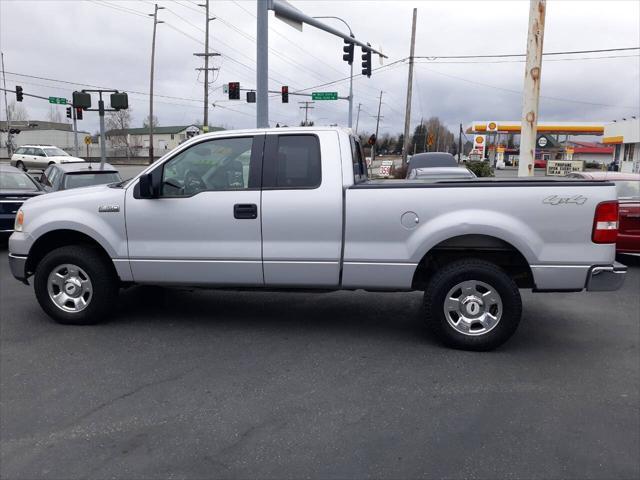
[350,136,368,184]
[263,134,321,189]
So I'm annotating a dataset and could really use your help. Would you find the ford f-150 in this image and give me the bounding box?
[8,127,627,350]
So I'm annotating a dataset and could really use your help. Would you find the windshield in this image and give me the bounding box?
[0,171,40,191]
[615,180,640,199]
[64,172,121,189]
[43,147,69,157]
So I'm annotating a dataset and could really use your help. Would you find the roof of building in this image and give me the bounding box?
[467,121,606,135]
[0,120,89,134]
[107,125,224,136]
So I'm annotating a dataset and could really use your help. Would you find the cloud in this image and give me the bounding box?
[1,0,638,137]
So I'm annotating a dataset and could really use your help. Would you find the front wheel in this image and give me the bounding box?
[34,246,118,325]
[424,259,522,351]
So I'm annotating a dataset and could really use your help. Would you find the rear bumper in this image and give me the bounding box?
[586,262,627,291]
[8,253,29,285]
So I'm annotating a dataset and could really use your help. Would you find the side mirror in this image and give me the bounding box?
[138,172,155,198]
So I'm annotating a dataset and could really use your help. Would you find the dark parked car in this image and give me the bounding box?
[407,166,476,181]
[406,152,457,178]
[0,164,45,237]
[567,171,640,254]
[39,163,122,192]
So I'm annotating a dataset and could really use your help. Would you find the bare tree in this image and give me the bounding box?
[106,108,134,159]
[48,105,62,123]
[143,115,159,129]
[7,101,29,122]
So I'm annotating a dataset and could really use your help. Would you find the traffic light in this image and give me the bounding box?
[368,134,376,145]
[110,92,128,110]
[76,107,83,120]
[72,91,92,109]
[15,85,23,102]
[228,82,240,100]
[361,45,372,78]
[342,39,354,65]
[281,85,289,103]
[66,107,72,119]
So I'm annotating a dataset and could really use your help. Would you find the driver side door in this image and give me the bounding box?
[125,135,265,286]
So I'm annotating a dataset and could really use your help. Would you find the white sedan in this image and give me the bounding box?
[10,145,85,171]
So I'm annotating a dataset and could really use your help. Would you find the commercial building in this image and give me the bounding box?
[603,118,639,173]
[0,120,90,159]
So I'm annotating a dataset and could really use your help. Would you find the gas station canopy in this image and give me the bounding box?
[467,121,605,136]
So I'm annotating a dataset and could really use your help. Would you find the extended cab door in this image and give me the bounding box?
[125,135,265,285]
[260,131,344,287]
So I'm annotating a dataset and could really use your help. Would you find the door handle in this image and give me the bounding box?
[234,203,258,219]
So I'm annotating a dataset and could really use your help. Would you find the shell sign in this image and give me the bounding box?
[487,121,498,132]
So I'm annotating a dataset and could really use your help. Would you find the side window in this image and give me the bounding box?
[350,137,367,183]
[24,148,34,156]
[271,135,321,188]
[161,136,255,197]
[15,147,25,155]
[48,168,60,187]
[34,148,45,157]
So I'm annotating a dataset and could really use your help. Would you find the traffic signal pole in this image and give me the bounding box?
[257,0,386,129]
[256,0,269,128]
[72,105,79,157]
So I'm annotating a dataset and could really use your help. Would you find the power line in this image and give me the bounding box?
[414,54,639,65]
[414,46,640,60]
[417,65,639,110]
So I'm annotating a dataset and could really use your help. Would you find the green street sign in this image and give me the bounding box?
[312,92,338,101]
[48,97,68,105]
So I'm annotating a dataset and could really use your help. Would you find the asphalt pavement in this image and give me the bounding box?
[1,244,638,479]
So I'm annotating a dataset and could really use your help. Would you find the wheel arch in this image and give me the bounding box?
[411,234,535,290]
[25,229,122,280]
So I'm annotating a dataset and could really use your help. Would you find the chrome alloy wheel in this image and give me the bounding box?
[47,264,93,313]
[443,280,503,336]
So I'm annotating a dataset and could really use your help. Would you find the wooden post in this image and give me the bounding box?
[518,0,546,177]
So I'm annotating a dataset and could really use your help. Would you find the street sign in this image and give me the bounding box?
[312,92,338,101]
[84,136,92,145]
[48,97,67,105]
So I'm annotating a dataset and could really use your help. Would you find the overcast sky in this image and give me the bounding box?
[1,0,639,137]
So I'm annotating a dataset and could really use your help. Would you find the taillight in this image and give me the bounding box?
[592,201,619,244]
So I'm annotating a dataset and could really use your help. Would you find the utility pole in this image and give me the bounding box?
[355,103,362,134]
[371,91,383,163]
[458,123,463,163]
[299,101,315,126]
[1,52,13,156]
[401,8,417,167]
[148,4,164,164]
[195,0,220,132]
[518,0,546,177]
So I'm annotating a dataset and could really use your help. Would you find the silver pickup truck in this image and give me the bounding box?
[8,127,627,350]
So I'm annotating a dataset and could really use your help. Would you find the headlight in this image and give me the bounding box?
[14,209,24,232]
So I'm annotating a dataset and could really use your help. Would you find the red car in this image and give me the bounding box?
[534,159,547,169]
[567,172,640,253]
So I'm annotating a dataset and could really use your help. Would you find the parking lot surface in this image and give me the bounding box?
[1,245,638,479]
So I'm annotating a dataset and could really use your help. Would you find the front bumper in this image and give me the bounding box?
[586,262,627,291]
[8,253,29,285]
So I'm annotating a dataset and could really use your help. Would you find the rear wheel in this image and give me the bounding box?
[424,259,522,351]
[34,245,118,325]
[16,160,25,171]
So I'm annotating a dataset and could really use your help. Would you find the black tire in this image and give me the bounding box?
[16,160,26,171]
[34,245,118,325]
[424,259,522,351]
